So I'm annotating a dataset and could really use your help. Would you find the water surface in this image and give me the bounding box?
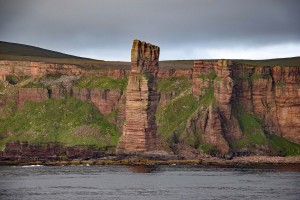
[0,165,299,200]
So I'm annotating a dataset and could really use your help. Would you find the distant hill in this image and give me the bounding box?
[0,41,131,70]
[236,57,300,67]
[0,41,299,69]
[0,41,95,60]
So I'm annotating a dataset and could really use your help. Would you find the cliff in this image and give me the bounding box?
[0,41,300,160]
[190,60,300,156]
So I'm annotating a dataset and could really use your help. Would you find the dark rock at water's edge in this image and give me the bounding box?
[0,142,115,162]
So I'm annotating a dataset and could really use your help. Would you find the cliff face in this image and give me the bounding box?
[232,64,300,144]
[190,60,242,155]
[72,88,125,129]
[1,44,300,159]
[191,60,300,155]
[0,60,129,81]
[72,88,123,115]
[116,40,162,155]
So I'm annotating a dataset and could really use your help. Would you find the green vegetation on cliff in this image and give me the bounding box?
[158,76,191,94]
[198,143,219,155]
[0,97,121,150]
[198,70,217,81]
[156,76,198,145]
[157,93,198,144]
[197,70,218,107]
[74,75,128,90]
[0,81,4,90]
[199,85,216,107]
[268,135,300,156]
[0,89,18,120]
[233,107,267,149]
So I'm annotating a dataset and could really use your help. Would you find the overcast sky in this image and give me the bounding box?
[0,0,299,61]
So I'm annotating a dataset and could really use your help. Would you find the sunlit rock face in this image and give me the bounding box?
[191,60,300,156]
[116,40,163,155]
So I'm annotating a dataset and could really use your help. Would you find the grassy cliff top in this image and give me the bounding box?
[1,41,299,69]
[236,57,300,67]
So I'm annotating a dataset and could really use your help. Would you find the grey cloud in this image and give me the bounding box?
[0,0,299,60]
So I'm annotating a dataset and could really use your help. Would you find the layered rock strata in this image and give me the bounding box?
[191,60,300,155]
[18,88,49,108]
[0,60,130,80]
[116,40,162,155]
[17,87,124,125]
[190,60,242,155]
[232,64,300,143]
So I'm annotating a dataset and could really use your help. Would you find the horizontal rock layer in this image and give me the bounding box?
[192,60,300,153]
[117,40,162,154]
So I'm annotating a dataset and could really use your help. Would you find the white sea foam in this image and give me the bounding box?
[21,165,44,168]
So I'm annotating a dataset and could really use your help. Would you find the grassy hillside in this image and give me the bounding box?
[156,76,198,145]
[0,97,121,150]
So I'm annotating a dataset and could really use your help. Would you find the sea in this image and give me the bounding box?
[0,164,299,200]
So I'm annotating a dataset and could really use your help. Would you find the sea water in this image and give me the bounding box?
[0,165,299,200]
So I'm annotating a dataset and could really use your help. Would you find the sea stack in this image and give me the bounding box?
[116,39,162,155]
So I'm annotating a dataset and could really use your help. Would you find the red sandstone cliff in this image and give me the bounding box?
[232,64,300,144]
[1,49,300,159]
[191,60,300,155]
[0,60,130,81]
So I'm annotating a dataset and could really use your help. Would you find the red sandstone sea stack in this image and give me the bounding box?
[116,40,164,155]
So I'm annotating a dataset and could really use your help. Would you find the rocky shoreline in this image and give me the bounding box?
[1,156,300,167]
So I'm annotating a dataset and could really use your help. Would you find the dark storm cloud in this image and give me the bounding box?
[0,0,299,60]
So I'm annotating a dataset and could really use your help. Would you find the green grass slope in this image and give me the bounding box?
[0,97,121,150]
[156,76,199,144]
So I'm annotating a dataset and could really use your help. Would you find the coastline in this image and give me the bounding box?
[1,156,300,167]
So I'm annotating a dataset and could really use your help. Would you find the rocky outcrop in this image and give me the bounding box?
[72,88,123,115]
[0,142,113,161]
[116,40,163,155]
[18,88,49,108]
